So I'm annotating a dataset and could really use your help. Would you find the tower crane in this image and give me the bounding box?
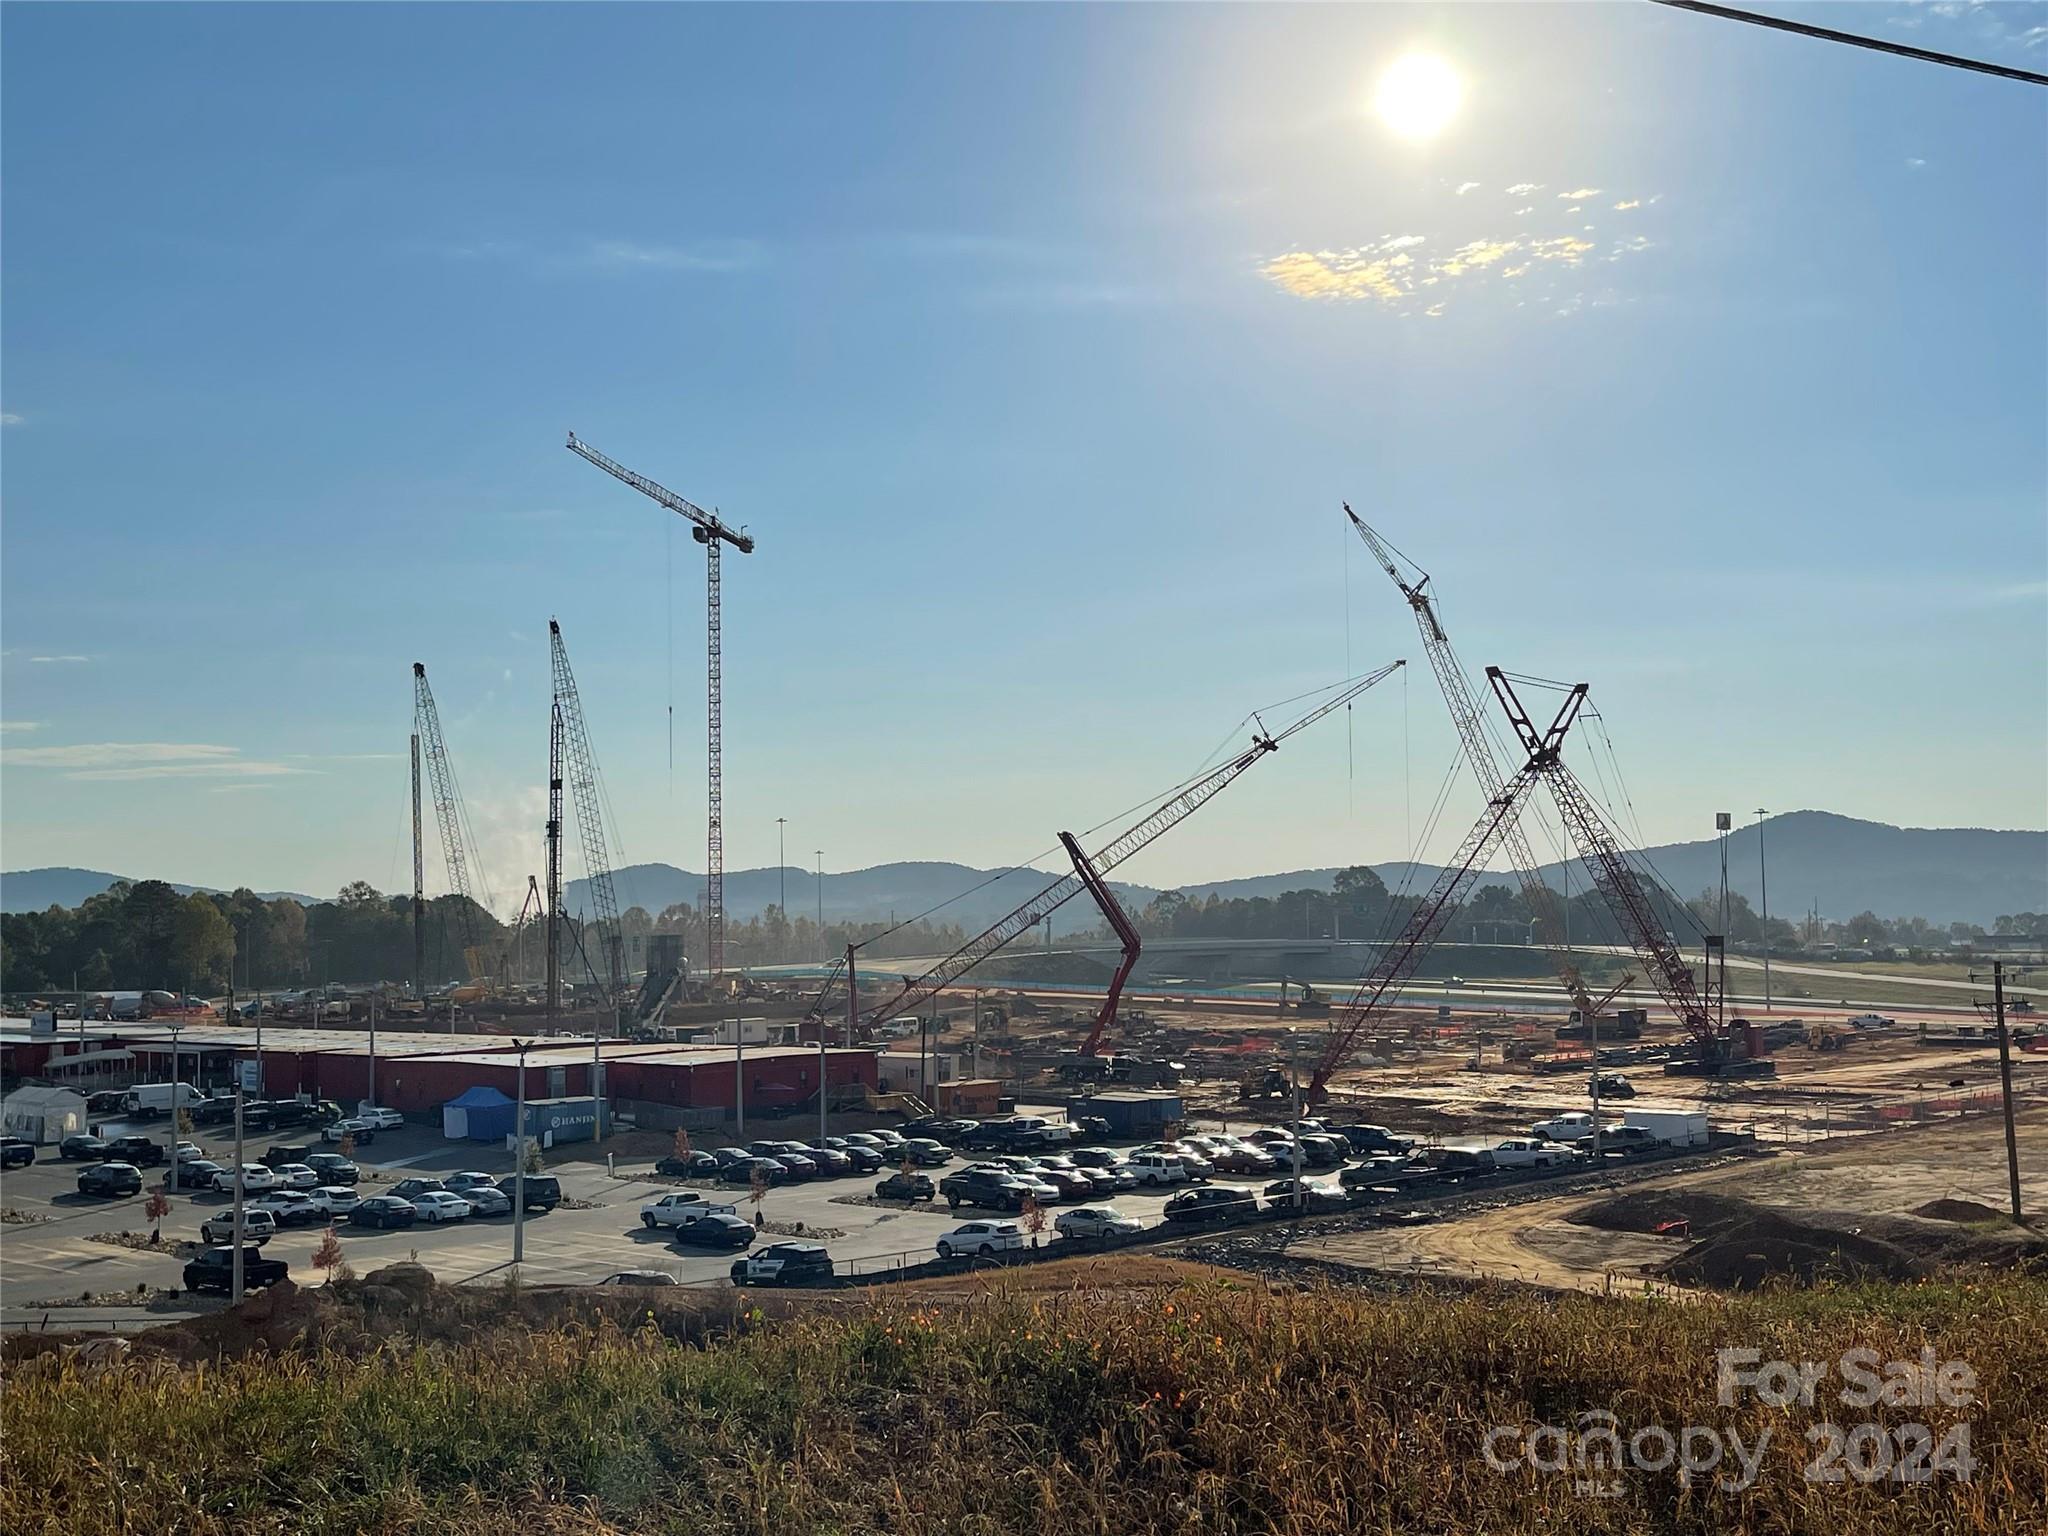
[566,432,753,980]
[1309,680,1589,1100]
[550,620,628,1000]
[828,661,1404,1038]
[1344,504,1627,1021]
[412,663,497,981]
[1060,830,1141,1061]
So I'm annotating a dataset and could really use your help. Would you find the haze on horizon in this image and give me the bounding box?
[3,3,2043,912]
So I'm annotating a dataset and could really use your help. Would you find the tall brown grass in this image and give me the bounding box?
[3,1274,2042,1534]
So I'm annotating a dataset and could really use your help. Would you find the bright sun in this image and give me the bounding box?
[1373,52,1465,142]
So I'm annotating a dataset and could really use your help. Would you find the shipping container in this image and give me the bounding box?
[1622,1109,1710,1147]
[1077,1090,1184,1138]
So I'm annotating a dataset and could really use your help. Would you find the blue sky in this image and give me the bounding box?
[3,2,2044,910]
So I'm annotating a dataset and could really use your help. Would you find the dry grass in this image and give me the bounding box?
[3,1272,2043,1534]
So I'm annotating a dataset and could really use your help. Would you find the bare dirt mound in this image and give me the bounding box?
[1569,1188,1758,1240]
[127,1277,322,1365]
[1655,1210,1926,1290]
[1913,1198,2014,1225]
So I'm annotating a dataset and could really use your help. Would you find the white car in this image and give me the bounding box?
[1054,1206,1143,1240]
[412,1190,472,1223]
[273,1163,321,1190]
[174,1142,206,1163]
[444,1170,500,1195]
[1126,1152,1192,1188]
[355,1106,405,1131]
[1530,1113,1598,1144]
[200,1208,277,1245]
[935,1219,1026,1259]
[1490,1137,1570,1169]
[249,1189,321,1226]
[322,1118,375,1144]
[308,1186,362,1219]
[215,1163,278,1194]
[641,1190,714,1229]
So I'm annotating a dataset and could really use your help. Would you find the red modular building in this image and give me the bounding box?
[608,1045,878,1112]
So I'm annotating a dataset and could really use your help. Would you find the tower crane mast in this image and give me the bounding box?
[567,432,753,981]
[1344,505,1622,1018]
[831,662,1404,1035]
[550,620,628,998]
[412,663,497,980]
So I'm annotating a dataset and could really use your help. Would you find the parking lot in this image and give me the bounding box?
[0,1111,1691,1313]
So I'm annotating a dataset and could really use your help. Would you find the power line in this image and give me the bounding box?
[1647,0,2048,86]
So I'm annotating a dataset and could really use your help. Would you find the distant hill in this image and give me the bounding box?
[0,867,316,913]
[10,812,2042,926]
[567,812,2045,931]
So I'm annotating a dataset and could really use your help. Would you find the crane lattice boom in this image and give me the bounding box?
[550,620,628,997]
[843,661,1404,1031]
[1345,505,1618,1017]
[412,662,495,976]
[567,432,753,978]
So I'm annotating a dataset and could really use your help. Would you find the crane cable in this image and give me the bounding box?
[1646,0,2048,87]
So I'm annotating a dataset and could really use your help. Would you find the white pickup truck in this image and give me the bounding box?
[1530,1112,1600,1144]
[640,1190,736,1229]
[1490,1137,1573,1169]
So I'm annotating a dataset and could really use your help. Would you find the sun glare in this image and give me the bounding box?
[1373,52,1465,142]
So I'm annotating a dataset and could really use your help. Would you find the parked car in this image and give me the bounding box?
[1530,1113,1598,1144]
[189,1093,238,1127]
[321,1118,376,1145]
[307,1186,363,1219]
[641,1191,716,1229]
[351,1195,419,1229]
[766,1151,819,1182]
[1032,1164,1097,1200]
[939,1167,1031,1212]
[1339,1157,1413,1188]
[709,1146,753,1169]
[1126,1152,1193,1188]
[866,1129,907,1150]
[444,1171,501,1195]
[85,1090,127,1115]
[674,1212,755,1249]
[656,1151,720,1179]
[1163,1186,1261,1225]
[214,1163,279,1194]
[1069,1146,1124,1171]
[355,1106,405,1131]
[1597,1126,1663,1157]
[201,1209,278,1245]
[1054,1206,1143,1241]
[802,1145,853,1176]
[1295,1134,1348,1169]
[305,1153,359,1185]
[840,1132,885,1151]
[183,1247,288,1295]
[599,1270,678,1286]
[1491,1137,1570,1169]
[1263,1180,1349,1215]
[936,1218,1026,1259]
[720,1156,788,1188]
[900,1138,951,1167]
[1205,1141,1277,1175]
[497,1174,562,1212]
[1591,1074,1636,1100]
[1426,1147,1497,1177]
[412,1190,473,1224]
[77,1161,142,1197]
[462,1184,513,1217]
[58,1134,109,1161]
[730,1241,834,1287]
[389,1177,446,1203]
[250,1190,324,1227]
[261,1144,314,1170]
[1,1137,37,1169]
[836,1143,884,1173]
[273,1163,322,1191]
[170,1159,228,1188]
[875,1170,935,1201]
[104,1136,165,1168]
[983,1160,1061,1203]
[172,1141,206,1163]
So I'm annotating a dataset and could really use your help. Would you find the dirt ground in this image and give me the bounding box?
[1289,1110,2048,1295]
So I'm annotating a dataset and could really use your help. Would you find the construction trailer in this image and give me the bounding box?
[1075,1089,1184,1139]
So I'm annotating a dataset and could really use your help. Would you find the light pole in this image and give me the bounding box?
[512,1038,531,1265]
[230,1082,246,1302]
[1288,1028,1303,1216]
[1987,963,2026,1223]
[776,818,788,961]
[166,1020,184,1192]
[1755,808,1772,1012]
[814,850,824,962]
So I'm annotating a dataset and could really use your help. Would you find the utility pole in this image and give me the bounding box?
[567,433,755,981]
[1755,808,1772,1012]
[368,993,378,1112]
[512,1039,531,1265]
[735,1024,747,1138]
[817,1008,828,1147]
[1991,963,2024,1223]
[166,1020,183,1192]
[1717,812,1732,1030]
[231,1084,246,1302]
[412,733,425,1006]
[815,851,824,962]
[1288,1028,1303,1216]
[777,817,788,958]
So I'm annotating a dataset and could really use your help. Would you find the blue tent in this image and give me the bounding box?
[441,1084,516,1143]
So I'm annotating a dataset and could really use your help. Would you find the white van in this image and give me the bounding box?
[122,1083,206,1119]
[1126,1152,1192,1188]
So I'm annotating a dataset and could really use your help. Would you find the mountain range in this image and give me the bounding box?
[5,813,2043,927]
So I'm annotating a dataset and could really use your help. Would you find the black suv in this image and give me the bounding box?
[183,1247,289,1295]
[938,1167,1028,1212]
[104,1135,165,1168]
[261,1144,313,1170]
[497,1174,562,1213]
[305,1153,359,1184]
[59,1134,109,1161]
[1163,1187,1261,1225]
[730,1241,833,1287]
[0,1137,34,1169]
[78,1162,143,1197]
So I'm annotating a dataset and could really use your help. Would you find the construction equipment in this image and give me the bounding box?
[1238,1064,1292,1101]
[1346,506,1629,1021]
[1060,830,1140,1059]
[550,620,628,1000]
[567,433,753,981]
[826,661,1404,1036]
[412,663,496,982]
[1309,682,1590,1101]
[1279,977,1329,1015]
[1806,1022,1850,1052]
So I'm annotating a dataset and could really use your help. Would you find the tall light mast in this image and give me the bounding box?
[567,433,754,981]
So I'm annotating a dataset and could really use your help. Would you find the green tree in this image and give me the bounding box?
[170,895,235,993]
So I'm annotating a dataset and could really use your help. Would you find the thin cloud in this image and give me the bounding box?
[210,783,276,794]
[31,655,90,664]
[1455,182,1481,195]
[585,239,763,273]
[1260,230,1606,312]
[2,741,314,782]
[1505,182,1543,196]
[0,412,22,427]
[1905,157,1928,169]
[1558,188,1603,200]
[1613,199,1642,211]
[0,721,42,734]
